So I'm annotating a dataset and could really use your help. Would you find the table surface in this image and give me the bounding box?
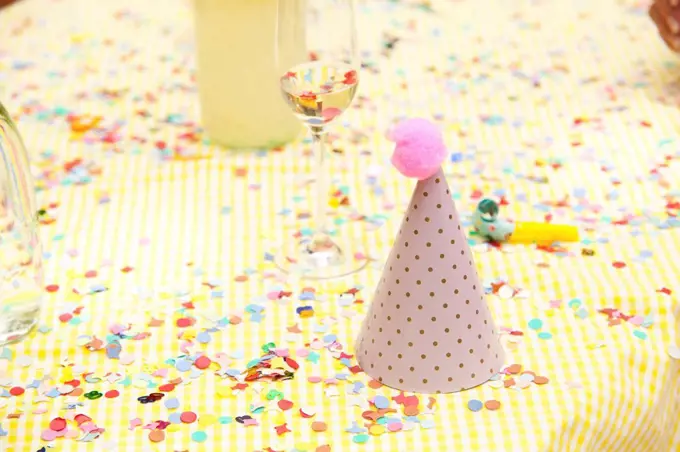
[1,0,680,451]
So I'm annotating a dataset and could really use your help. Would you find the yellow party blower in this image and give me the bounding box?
[473,199,579,244]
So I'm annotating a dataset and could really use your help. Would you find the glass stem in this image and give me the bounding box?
[311,128,328,238]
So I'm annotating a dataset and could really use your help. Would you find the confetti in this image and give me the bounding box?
[467,400,483,412]
[668,346,680,360]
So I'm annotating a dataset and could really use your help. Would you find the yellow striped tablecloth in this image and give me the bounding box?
[0,0,679,451]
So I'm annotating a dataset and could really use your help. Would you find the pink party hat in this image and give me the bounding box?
[355,118,504,394]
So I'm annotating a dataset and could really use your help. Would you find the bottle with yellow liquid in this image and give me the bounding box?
[0,102,43,345]
[193,0,306,148]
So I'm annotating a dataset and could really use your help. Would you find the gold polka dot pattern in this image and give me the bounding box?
[355,168,505,394]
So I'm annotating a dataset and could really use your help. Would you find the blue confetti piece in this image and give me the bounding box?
[230,350,244,359]
[313,324,328,334]
[263,252,275,261]
[537,331,553,340]
[0,424,7,437]
[45,388,61,398]
[568,298,582,309]
[573,188,587,198]
[518,373,535,383]
[175,359,192,372]
[26,380,41,389]
[403,415,420,423]
[421,419,436,429]
[106,341,122,360]
[323,334,337,343]
[335,373,348,381]
[168,413,182,424]
[450,152,463,163]
[164,397,180,410]
[639,250,653,258]
[575,308,589,319]
[345,422,366,434]
[306,352,320,364]
[467,399,484,412]
[250,312,264,323]
[300,227,314,236]
[90,284,108,293]
[481,115,504,125]
[528,318,543,330]
[352,434,370,444]
[219,416,233,425]
[196,332,211,344]
[633,330,648,340]
[0,390,10,398]
[225,369,241,377]
[340,358,352,367]
[211,290,224,298]
[373,395,390,409]
[0,348,12,360]
[245,304,264,314]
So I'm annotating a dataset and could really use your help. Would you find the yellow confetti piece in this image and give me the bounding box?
[369,425,385,436]
[166,424,180,433]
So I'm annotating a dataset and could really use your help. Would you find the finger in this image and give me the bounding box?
[654,0,680,34]
[651,4,680,50]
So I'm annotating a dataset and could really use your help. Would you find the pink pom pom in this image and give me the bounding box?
[389,118,447,180]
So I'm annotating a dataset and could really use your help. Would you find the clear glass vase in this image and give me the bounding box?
[0,102,43,346]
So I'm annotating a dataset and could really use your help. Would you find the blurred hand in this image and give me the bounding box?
[650,0,680,52]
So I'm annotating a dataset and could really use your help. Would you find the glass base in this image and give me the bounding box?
[276,234,367,280]
[0,309,38,346]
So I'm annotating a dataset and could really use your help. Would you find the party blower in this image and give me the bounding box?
[355,118,505,394]
[472,198,579,245]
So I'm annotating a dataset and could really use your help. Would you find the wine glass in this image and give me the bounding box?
[275,0,365,279]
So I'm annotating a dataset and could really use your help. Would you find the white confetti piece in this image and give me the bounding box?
[118,353,135,366]
[14,355,33,367]
[668,345,680,360]
[497,284,514,299]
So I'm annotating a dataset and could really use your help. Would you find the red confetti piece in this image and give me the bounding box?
[657,287,672,295]
[84,270,97,278]
[121,266,133,273]
[176,318,193,328]
[612,261,627,269]
[58,313,73,323]
[49,418,67,431]
[275,423,291,436]
[105,390,119,399]
[180,411,197,424]
[277,400,294,411]
[194,356,211,370]
[9,387,24,396]
[45,284,59,293]
[74,414,92,426]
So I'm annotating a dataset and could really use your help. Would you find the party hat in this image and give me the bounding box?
[355,118,504,394]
